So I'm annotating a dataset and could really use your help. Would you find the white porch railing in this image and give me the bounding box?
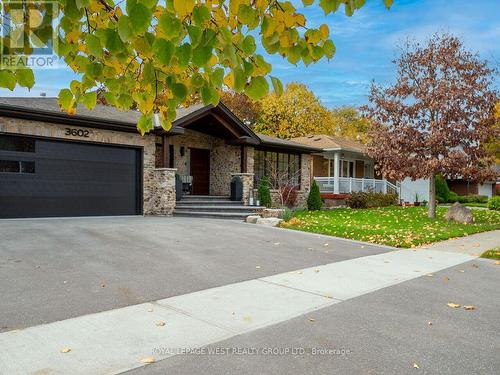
[314,177,399,196]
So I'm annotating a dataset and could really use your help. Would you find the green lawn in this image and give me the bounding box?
[281,206,500,248]
[481,248,500,260]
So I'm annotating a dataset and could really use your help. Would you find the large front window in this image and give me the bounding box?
[254,149,301,188]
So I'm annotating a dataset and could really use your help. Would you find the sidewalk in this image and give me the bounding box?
[0,247,476,375]
[418,230,500,255]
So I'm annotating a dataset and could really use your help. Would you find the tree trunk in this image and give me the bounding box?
[428,174,436,219]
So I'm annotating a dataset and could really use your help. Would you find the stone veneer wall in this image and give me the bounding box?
[231,172,254,205]
[167,129,242,196]
[0,116,175,215]
[148,168,177,215]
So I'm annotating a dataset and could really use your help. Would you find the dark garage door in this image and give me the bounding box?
[0,134,141,218]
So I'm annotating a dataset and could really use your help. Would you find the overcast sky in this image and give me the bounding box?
[1,0,499,108]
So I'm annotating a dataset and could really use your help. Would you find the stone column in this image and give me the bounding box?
[231,172,254,205]
[145,168,177,215]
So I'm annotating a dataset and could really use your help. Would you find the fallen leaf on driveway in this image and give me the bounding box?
[426,274,434,277]
[314,269,320,273]
[463,305,475,310]
[495,261,500,265]
[473,243,480,247]
[308,318,316,322]
[255,266,261,269]
[361,245,365,248]
[60,348,71,353]
[101,284,106,288]
[428,321,432,326]
[443,277,450,282]
[140,357,156,364]
[147,308,153,312]
[458,270,465,273]
[273,242,280,245]
[472,264,479,268]
[156,321,166,326]
[413,363,419,369]
[447,302,461,308]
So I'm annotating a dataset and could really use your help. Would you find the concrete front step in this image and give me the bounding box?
[179,195,231,200]
[176,200,242,206]
[173,211,255,220]
[175,205,263,213]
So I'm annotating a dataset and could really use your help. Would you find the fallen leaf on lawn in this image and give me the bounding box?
[413,363,419,369]
[255,266,261,269]
[155,321,166,326]
[447,302,461,308]
[463,305,475,310]
[60,348,71,353]
[140,357,156,364]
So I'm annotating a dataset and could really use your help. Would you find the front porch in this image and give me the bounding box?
[312,150,398,196]
[315,176,399,195]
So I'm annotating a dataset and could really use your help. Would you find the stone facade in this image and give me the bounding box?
[0,116,175,215]
[167,129,243,196]
[146,168,177,215]
[231,172,254,205]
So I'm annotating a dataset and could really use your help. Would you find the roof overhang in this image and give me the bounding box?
[165,102,261,145]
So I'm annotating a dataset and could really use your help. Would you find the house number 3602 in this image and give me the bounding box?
[65,128,90,137]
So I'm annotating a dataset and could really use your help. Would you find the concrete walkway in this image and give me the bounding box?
[418,229,500,255]
[0,248,476,375]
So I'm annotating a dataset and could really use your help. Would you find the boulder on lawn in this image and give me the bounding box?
[256,217,283,227]
[444,202,474,224]
[246,215,260,224]
[257,208,285,218]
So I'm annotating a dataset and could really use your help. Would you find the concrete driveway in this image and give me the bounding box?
[0,216,390,332]
[1,217,499,374]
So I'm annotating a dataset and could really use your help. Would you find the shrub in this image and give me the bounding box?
[257,176,272,208]
[307,180,323,210]
[280,185,298,208]
[346,192,398,209]
[457,195,488,204]
[435,174,451,203]
[281,207,295,221]
[448,191,459,203]
[488,196,500,210]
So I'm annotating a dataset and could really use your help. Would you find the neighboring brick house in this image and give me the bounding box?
[292,134,497,204]
[0,98,317,219]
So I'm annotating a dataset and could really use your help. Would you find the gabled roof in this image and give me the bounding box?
[0,97,319,153]
[257,133,322,152]
[291,134,366,154]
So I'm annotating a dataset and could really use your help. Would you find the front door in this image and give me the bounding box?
[190,148,210,195]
